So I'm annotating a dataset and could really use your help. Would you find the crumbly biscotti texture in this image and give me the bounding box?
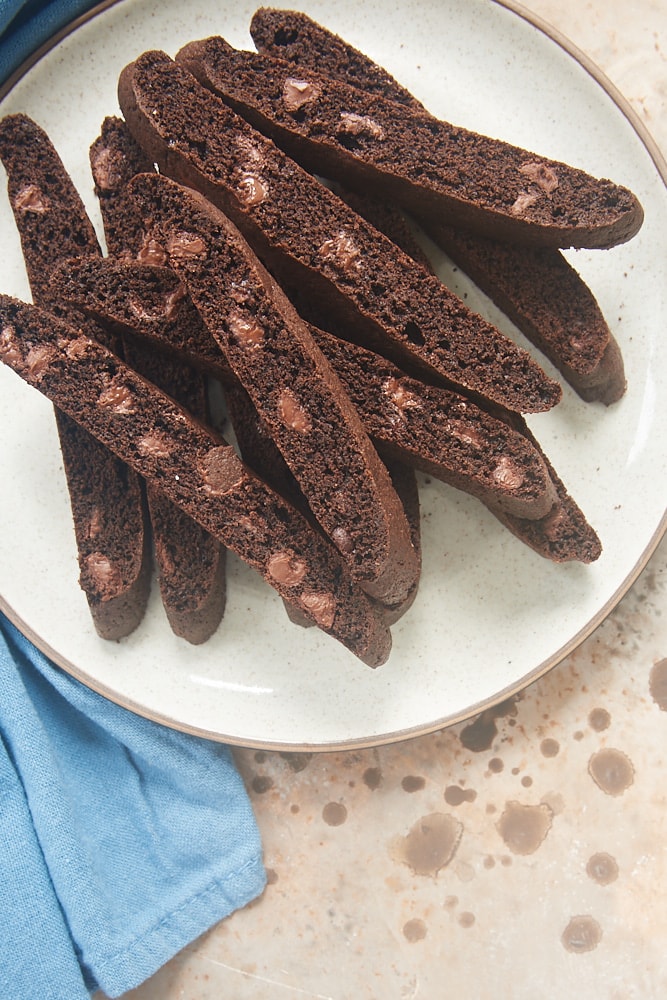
[251,14,625,405]
[425,225,625,405]
[129,171,420,608]
[117,50,561,414]
[176,36,643,251]
[0,295,392,666]
[0,112,151,639]
[90,115,226,644]
[249,7,425,110]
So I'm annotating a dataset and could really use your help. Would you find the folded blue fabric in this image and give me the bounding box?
[0,614,266,999]
[0,0,101,85]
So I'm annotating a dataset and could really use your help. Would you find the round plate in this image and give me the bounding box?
[0,0,665,749]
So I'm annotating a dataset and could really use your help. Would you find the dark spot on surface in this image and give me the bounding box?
[588,748,634,796]
[363,766,383,790]
[403,918,427,942]
[561,915,602,953]
[488,757,504,773]
[483,855,495,869]
[399,813,463,876]
[496,801,553,855]
[251,774,274,794]
[444,785,477,806]
[322,801,348,826]
[649,658,667,710]
[279,751,313,772]
[521,776,533,787]
[458,912,475,928]
[459,698,518,752]
[540,738,560,758]
[573,730,584,741]
[290,803,300,814]
[402,775,426,793]
[254,751,267,763]
[586,852,619,885]
[588,708,611,732]
[265,868,279,885]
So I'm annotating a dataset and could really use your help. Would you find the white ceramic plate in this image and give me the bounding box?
[0,0,665,750]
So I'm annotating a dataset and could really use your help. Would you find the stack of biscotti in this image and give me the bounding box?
[125,171,421,614]
[194,11,633,405]
[0,294,392,666]
[0,113,152,640]
[2,11,645,664]
[116,48,610,554]
[90,116,227,644]
[51,233,598,566]
[118,51,562,416]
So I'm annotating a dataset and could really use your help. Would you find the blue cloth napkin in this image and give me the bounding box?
[0,614,267,999]
[0,0,101,84]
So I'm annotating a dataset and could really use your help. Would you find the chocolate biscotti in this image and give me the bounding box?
[0,112,151,640]
[52,252,558,523]
[422,224,626,405]
[90,115,227,644]
[264,14,625,406]
[486,415,602,563]
[176,36,643,250]
[129,171,420,609]
[0,295,392,666]
[249,7,425,110]
[118,51,561,414]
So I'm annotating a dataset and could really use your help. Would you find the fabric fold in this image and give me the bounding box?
[0,615,266,999]
[0,0,102,85]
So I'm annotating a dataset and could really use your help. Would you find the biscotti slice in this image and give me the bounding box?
[52,252,557,521]
[485,416,602,563]
[51,256,230,377]
[308,324,558,520]
[0,112,151,640]
[0,295,392,666]
[423,224,626,405]
[176,36,643,251]
[251,17,625,405]
[225,379,420,625]
[90,116,226,644]
[129,171,420,609]
[118,52,561,414]
[249,7,425,110]
[347,190,625,405]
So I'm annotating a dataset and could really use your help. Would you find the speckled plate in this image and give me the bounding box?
[0,0,665,750]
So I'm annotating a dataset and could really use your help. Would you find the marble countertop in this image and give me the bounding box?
[117,1,666,997]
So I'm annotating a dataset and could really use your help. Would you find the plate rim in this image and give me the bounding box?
[1,0,665,751]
